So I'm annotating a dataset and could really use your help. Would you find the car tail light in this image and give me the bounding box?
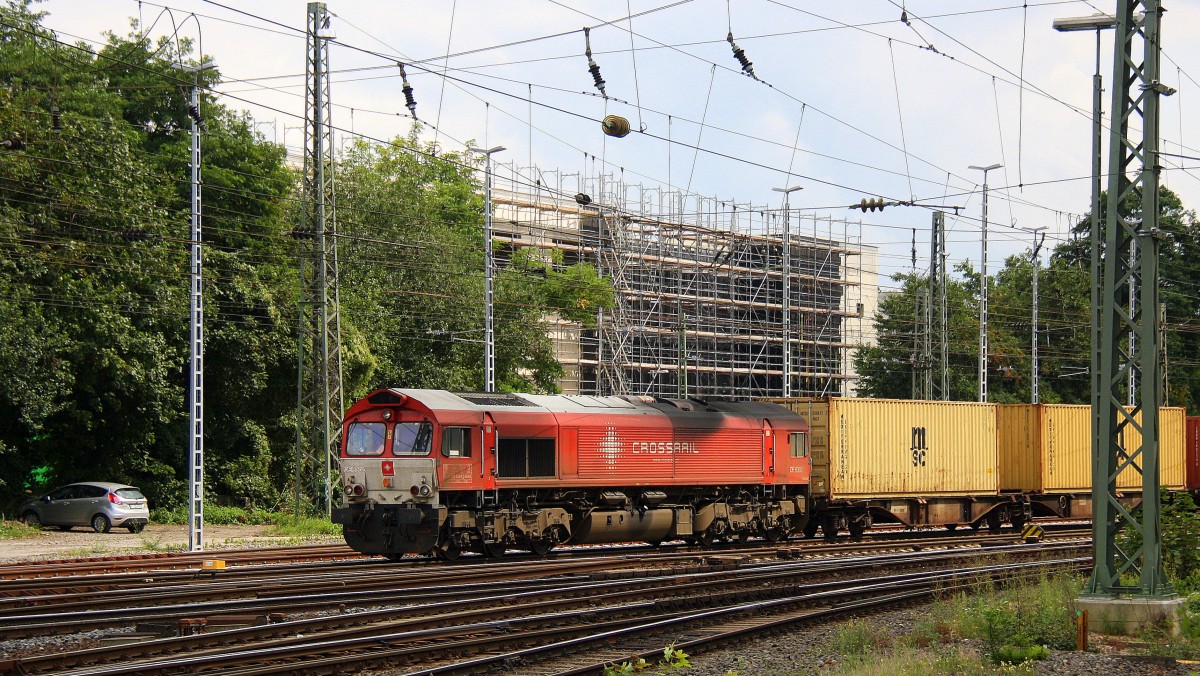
[108,493,123,504]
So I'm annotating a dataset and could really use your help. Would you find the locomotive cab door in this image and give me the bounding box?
[481,413,498,491]
[763,419,776,482]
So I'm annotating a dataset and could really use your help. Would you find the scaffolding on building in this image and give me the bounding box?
[488,164,876,400]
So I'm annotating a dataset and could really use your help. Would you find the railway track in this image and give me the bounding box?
[0,536,1089,674]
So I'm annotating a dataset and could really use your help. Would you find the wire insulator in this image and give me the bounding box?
[726,32,759,81]
[583,27,607,98]
[601,115,630,138]
[397,63,418,119]
[50,103,62,134]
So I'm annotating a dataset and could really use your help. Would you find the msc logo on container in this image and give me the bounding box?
[911,427,928,467]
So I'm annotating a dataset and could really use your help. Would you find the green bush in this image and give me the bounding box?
[832,619,877,657]
[1181,593,1200,640]
[991,644,1049,665]
[150,506,304,526]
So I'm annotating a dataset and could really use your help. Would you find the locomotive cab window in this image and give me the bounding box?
[441,427,472,458]
[393,421,433,456]
[346,422,387,456]
[789,432,810,458]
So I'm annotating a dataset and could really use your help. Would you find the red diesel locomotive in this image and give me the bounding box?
[332,389,812,559]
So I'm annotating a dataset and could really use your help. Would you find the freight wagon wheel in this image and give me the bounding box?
[847,520,866,542]
[527,537,554,557]
[802,518,819,539]
[821,515,839,543]
[945,523,958,532]
[985,510,1002,534]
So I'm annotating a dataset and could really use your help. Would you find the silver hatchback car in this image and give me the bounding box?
[20,482,150,533]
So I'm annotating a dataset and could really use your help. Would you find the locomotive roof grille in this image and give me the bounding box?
[452,392,537,407]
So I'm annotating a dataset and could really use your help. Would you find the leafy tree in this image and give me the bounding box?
[853,268,977,400]
[0,2,298,510]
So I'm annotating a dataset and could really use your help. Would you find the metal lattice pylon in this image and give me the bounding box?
[295,1,343,518]
[1088,0,1171,597]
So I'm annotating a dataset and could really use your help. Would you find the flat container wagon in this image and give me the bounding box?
[763,398,1020,538]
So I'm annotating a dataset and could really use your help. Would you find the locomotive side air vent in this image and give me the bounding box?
[454,392,537,407]
[367,391,405,405]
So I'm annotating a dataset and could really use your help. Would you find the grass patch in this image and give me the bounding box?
[0,520,43,539]
[834,645,1031,676]
[151,505,283,526]
[262,515,341,538]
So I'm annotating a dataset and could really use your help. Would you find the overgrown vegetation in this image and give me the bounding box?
[151,506,340,536]
[0,519,42,539]
[603,645,691,675]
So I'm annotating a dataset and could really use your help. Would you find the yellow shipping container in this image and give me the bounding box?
[766,398,999,497]
[997,404,1186,493]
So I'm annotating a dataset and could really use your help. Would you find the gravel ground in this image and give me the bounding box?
[679,605,1197,675]
[1,533,1193,675]
[0,523,342,563]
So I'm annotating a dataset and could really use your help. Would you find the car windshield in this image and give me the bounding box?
[393,421,433,456]
[115,488,145,500]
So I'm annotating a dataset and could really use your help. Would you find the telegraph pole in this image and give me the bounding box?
[1025,227,1047,403]
[929,212,948,400]
[772,186,802,397]
[295,2,343,519]
[969,163,1002,402]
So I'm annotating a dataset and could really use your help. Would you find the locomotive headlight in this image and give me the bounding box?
[410,481,432,498]
[382,409,393,420]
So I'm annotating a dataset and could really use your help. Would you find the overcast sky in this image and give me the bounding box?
[39,1,1200,287]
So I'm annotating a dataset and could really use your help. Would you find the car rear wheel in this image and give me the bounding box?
[126,523,145,534]
[91,514,111,534]
[21,512,41,528]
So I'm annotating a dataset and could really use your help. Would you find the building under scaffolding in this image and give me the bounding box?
[489,166,877,400]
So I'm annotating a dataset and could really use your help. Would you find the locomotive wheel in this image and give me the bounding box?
[434,540,462,561]
[763,526,787,543]
[481,542,506,558]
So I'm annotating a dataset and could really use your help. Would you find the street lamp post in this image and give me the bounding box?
[1052,12,1119,411]
[772,186,803,397]
[968,163,1002,403]
[480,146,505,393]
[1024,226,1048,403]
